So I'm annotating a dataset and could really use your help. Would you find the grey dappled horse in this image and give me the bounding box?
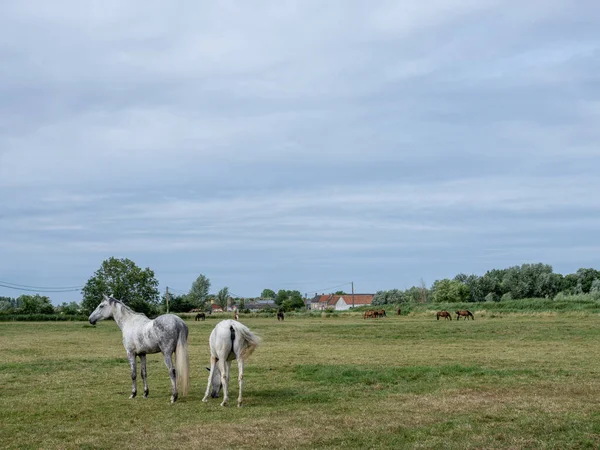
[88,295,189,403]
[203,319,261,407]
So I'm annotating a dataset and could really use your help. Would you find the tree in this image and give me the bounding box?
[81,257,160,316]
[239,298,245,310]
[335,290,346,295]
[261,289,276,299]
[162,293,197,313]
[188,274,210,308]
[430,279,470,303]
[57,302,81,315]
[372,289,405,305]
[216,287,229,310]
[275,289,288,306]
[20,294,54,314]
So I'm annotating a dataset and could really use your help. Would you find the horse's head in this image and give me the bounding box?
[205,366,222,398]
[88,294,115,325]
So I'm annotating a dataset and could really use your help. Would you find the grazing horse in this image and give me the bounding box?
[203,320,261,407]
[277,310,285,321]
[363,310,374,319]
[88,295,189,403]
[397,308,401,315]
[377,309,387,317]
[195,312,206,321]
[456,310,474,320]
[436,310,452,321]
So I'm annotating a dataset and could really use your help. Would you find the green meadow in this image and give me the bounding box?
[2,313,600,449]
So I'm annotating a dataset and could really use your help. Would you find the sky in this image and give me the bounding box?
[1,1,599,304]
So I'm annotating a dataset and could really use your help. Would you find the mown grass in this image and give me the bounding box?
[1,315,600,449]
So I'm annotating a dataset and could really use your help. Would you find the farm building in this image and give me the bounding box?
[308,293,374,311]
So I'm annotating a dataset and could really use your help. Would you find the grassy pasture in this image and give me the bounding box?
[2,314,600,449]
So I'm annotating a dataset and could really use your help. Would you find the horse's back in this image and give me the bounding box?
[144,314,188,353]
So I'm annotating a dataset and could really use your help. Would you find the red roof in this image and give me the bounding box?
[329,294,373,305]
[211,304,223,311]
[313,294,374,306]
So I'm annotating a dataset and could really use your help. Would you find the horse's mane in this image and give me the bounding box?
[109,297,149,318]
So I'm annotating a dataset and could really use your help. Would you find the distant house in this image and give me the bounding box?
[308,293,374,311]
[243,301,277,311]
[211,303,224,313]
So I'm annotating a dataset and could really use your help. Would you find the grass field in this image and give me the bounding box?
[2,313,600,449]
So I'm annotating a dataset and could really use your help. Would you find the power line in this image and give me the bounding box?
[0,279,83,290]
[305,281,353,295]
[0,282,82,293]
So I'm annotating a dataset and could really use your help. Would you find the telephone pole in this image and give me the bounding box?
[166,286,170,313]
[352,281,355,308]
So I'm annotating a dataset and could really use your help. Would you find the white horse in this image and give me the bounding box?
[202,319,261,407]
[88,295,189,403]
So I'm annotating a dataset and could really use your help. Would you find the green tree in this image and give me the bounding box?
[20,294,54,314]
[162,293,197,313]
[275,289,288,306]
[430,279,470,303]
[239,298,245,310]
[261,289,276,299]
[81,257,160,316]
[335,290,346,295]
[189,274,211,308]
[57,302,81,315]
[216,287,230,310]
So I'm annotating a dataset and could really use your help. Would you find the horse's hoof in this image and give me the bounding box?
[237,403,243,408]
[202,397,209,403]
[143,389,149,398]
[220,401,228,407]
[129,393,136,399]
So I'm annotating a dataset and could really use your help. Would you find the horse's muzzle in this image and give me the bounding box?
[89,319,96,325]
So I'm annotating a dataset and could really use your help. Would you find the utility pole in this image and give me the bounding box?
[352,281,355,308]
[166,286,170,313]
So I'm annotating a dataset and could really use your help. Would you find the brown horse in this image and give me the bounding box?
[455,310,474,320]
[195,312,206,321]
[277,310,285,321]
[377,309,386,317]
[436,310,452,321]
[397,308,401,315]
[363,310,376,319]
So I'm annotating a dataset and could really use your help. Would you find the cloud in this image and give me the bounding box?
[0,1,599,301]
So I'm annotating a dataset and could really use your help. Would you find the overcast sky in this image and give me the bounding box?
[1,1,599,304]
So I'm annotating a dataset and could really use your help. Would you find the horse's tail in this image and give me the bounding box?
[235,322,262,361]
[175,326,190,397]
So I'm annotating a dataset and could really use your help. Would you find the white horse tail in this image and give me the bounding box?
[175,328,189,397]
[236,322,262,361]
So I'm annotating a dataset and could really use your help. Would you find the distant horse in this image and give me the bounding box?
[363,310,375,319]
[88,295,189,403]
[456,310,474,320]
[436,310,452,321]
[377,309,387,317]
[234,311,239,321]
[277,310,285,321]
[397,308,401,315]
[195,312,206,321]
[203,320,261,407]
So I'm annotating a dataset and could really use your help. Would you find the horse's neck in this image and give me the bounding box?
[112,303,148,331]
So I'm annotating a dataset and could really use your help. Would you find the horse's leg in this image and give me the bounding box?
[127,351,137,399]
[163,352,177,403]
[140,354,149,398]
[237,358,245,407]
[219,358,229,407]
[202,355,218,402]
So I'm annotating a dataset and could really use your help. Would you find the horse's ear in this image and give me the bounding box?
[205,367,211,372]
[103,294,109,301]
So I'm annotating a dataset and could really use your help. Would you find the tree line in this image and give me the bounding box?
[372,264,600,305]
[3,259,599,317]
